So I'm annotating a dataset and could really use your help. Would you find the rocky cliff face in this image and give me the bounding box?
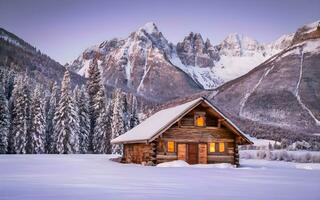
[292,21,320,45]
[176,32,219,68]
[218,33,265,57]
[211,21,320,142]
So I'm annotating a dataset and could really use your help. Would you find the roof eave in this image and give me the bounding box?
[111,139,148,145]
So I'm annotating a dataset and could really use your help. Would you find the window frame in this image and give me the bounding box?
[209,142,216,153]
[194,112,206,127]
[208,142,227,154]
[219,142,225,153]
[167,141,175,153]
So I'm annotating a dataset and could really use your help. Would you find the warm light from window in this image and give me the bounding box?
[209,143,215,152]
[219,143,225,152]
[167,141,175,152]
[196,116,205,126]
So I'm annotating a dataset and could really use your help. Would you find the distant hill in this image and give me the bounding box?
[0,27,84,88]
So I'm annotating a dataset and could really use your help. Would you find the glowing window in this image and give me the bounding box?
[219,143,225,152]
[196,115,205,127]
[167,141,175,152]
[209,143,215,153]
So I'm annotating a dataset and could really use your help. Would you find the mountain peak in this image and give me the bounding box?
[185,32,203,40]
[220,33,262,57]
[138,22,159,35]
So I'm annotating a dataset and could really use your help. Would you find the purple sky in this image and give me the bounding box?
[0,0,319,64]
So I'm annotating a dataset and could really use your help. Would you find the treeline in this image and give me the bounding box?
[0,61,139,154]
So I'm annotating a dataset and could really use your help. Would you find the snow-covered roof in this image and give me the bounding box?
[111,97,252,144]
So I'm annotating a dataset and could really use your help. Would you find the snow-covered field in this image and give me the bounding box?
[1,155,320,200]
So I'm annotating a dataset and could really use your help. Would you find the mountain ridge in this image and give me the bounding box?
[68,22,294,94]
[0,27,85,88]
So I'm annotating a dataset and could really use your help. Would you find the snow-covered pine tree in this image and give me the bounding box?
[45,82,60,153]
[127,93,139,129]
[0,68,15,100]
[0,86,9,153]
[92,88,111,154]
[53,70,80,154]
[111,89,127,154]
[27,85,45,154]
[10,76,31,154]
[86,59,104,151]
[75,86,90,153]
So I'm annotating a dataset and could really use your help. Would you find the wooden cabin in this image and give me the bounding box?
[111,97,253,167]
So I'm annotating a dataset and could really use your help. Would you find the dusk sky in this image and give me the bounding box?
[0,0,319,64]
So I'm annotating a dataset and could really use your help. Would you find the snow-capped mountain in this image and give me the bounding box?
[170,32,222,89]
[211,20,320,143]
[68,22,293,97]
[69,22,202,101]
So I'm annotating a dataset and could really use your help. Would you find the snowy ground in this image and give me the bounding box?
[0,155,320,200]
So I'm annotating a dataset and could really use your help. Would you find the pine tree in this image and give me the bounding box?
[0,86,9,153]
[10,76,31,154]
[75,86,90,153]
[92,88,111,154]
[27,85,45,154]
[86,59,104,151]
[0,68,15,100]
[111,89,127,154]
[127,93,139,129]
[45,82,60,153]
[53,71,80,154]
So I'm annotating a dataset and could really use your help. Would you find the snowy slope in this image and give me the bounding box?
[169,51,223,89]
[0,155,319,200]
[211,33,293,82]
[212,21,320,143]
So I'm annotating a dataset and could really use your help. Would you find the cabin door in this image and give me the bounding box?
[187,143,198,164]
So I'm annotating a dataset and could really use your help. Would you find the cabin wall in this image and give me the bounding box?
[123,144,152,164]
[156,126,237,165]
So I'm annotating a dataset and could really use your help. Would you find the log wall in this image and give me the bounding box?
[156,125,237,165]
[123,144,152,164]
